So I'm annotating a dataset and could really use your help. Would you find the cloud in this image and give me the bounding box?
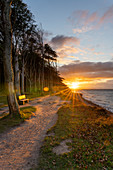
[49,35,80,60]
[82,47,105,58]
[59,61,113,89]
[59,61,113,79]
[106,79,113,84]
[68,10,97,26]
[92,79,113,89]
[57,46,80,57]
[69,5,113,33]
[68,56,79,59]
[73,26,93,33]
[85,12,98,25]
[50,35,80,49]
[99,5,113,25]
[94,52,104,55]
[55,45,87,62]
[58,58,75,65]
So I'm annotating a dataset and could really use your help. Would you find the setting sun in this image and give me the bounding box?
[71,82,79,89]
[63,81,80,90]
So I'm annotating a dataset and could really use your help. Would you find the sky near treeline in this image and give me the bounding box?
[23,0,113,89]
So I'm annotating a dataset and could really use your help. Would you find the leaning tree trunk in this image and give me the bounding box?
[2,0,20,117]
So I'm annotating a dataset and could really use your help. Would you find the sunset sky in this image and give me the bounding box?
[23,0,113,89]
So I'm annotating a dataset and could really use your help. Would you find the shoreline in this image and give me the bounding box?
[78,90,113,114]
[81,94,113,117]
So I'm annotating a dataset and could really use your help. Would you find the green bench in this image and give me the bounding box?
[18,95,29,105]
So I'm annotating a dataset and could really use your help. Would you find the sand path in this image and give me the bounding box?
[0,95,67,170]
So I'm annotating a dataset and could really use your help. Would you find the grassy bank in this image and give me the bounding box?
[0,106,36,133]
[38,95,113,169]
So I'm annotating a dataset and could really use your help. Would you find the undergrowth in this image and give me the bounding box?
[38,98,113,169]
[0,106,36,133]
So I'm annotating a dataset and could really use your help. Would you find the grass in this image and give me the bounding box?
[0,85,64,107]
[0,95,7,108]
[0,106,36,133]
[0,92,43,108]
[0,88,42,108]
[27,91,50,100]
[38,96,113,169]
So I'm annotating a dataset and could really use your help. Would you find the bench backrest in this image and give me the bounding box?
[19,95,26,100]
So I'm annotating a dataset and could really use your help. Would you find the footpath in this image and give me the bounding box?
[0,95,68,170]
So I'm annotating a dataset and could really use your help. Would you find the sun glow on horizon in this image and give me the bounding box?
[71,82,79,89]
[65,82,80,90]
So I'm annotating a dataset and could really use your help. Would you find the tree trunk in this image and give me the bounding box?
[41,59,44,92]
[29,66,32,93]
[21,57,24,94]
[29,80,32,93]
[48,58,51,90]
[2,0,20,117]
[14,55,20,96]
[41,42,44,92]
[38,66,41,91]
[7,82,20,116]
[34,70,37,92]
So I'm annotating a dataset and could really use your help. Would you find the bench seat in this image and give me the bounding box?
[18,95,29,105]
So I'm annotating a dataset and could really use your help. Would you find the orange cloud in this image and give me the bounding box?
[59,61,113,89]
[63,76,113,89]
[59,61,113,80]
[56,46,82,60]
[58,58,75,65]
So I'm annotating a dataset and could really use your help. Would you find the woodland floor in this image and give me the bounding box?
[0,95,68,170]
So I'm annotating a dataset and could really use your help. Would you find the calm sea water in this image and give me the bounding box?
[80,89,113,113]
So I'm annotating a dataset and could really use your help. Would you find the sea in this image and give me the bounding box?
[79,89,113,113]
